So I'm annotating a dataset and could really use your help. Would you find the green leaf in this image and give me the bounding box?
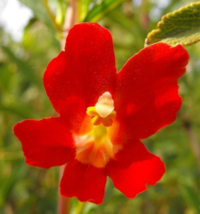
[84,0,126,22]
[19,0,55,31]
[146,2,200,46]
[180,182,200,213]
[0,163,27,207]
[80,0,91,21]
[106,10,134,33]
[1,46,40,86]
[0,103,35,119]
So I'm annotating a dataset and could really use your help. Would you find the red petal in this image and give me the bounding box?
[60,160,107,204]
[43,23,116,133]
[113,43,189,140]
[107,141,165,198]
[13,117,75,169]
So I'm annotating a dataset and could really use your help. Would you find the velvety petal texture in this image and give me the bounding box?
[60,161,107,204]
[113,43,189,140]
[107,141,165,198]
[13,23,190,205]
[14,117,75,169]
[43,23,117,133]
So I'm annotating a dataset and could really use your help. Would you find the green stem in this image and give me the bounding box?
[75,202,86,214]
[42,0,63,31]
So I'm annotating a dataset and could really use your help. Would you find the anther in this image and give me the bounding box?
[86,92,116,127]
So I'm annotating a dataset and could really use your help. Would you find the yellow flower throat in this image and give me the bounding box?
[75,92,120,168]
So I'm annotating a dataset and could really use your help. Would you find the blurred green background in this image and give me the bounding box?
[1,0,200,213]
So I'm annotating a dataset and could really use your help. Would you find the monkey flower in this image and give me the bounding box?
[14,23,189,204]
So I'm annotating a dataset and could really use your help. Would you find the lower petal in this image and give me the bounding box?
[60,160,107,204]
[107,141,165,198]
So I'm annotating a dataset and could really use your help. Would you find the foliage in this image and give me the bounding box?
[84,0,126,22]
[146,2,200,46]
[1,0,200,213]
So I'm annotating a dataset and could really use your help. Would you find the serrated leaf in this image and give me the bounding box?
[84,0,125,22]
[146,2,200,46]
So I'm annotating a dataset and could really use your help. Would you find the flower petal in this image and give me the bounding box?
[13,117,75,169]
[60,160,107,204]
[107,140,165,198]
[113,43,189,140]
[43,23,116,133]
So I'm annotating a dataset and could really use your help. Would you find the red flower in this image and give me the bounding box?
[14,23,189,204]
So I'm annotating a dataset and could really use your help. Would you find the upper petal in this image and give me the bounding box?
[43,23,117,133]
[106,140,165,198]
[113,43,189,140]
[60,160,107,204]
[13,117,75,169]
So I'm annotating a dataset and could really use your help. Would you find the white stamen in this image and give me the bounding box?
[95,92,114,118]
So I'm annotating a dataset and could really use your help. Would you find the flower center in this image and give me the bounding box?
[75,92,120,168]
[86,92,116,127]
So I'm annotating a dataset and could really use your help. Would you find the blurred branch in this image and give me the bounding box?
[61,0,78,50]
[140,0,149,30]
[58,1,78,214]
[180,114,200,171]
[58,166,70,214]
[42,0,63,31]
